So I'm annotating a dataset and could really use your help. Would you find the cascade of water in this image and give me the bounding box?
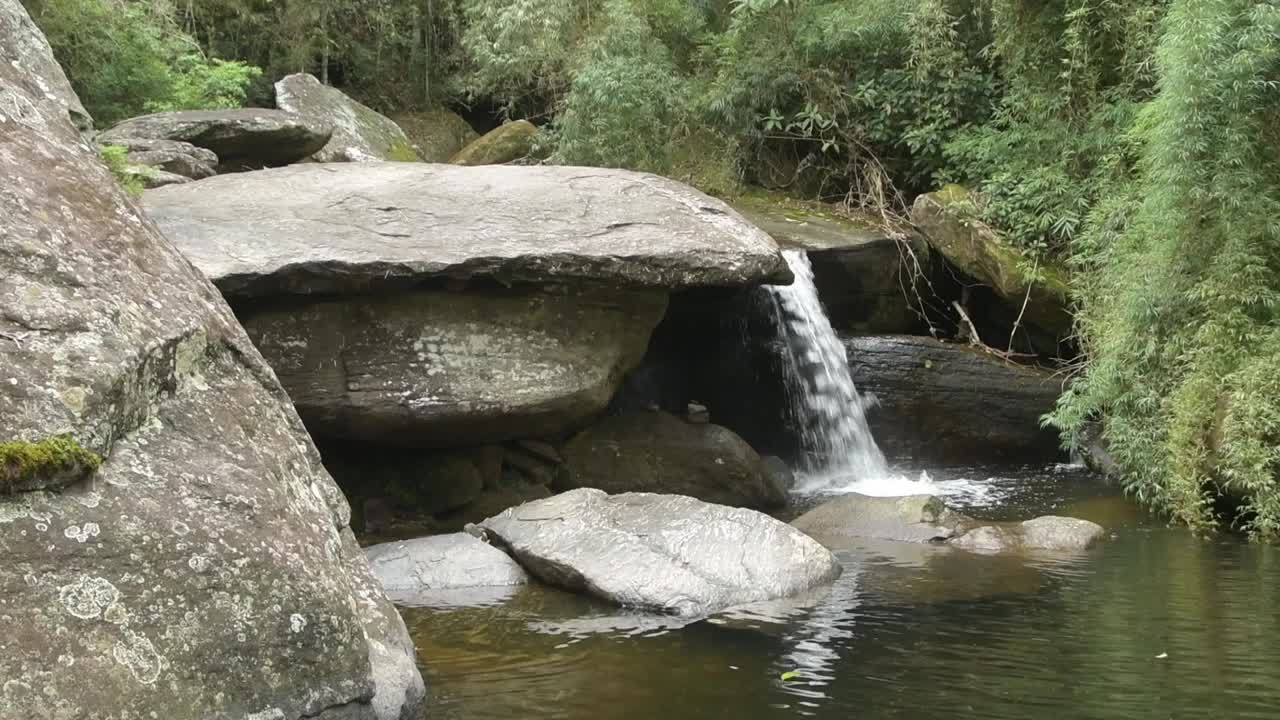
[765,250,892,490]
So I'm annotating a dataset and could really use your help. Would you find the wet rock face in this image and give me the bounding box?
[275,73,418,162]
[99,108,332,169]
[845,335,1064,462]
[791,494,963,545]
[142,162,791,297]
[0,5,423,716]
[240,286,668,448]
[559,410,787,509]
[480,488,842,617]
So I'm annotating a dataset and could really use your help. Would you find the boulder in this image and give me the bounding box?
[559,411,787,509]
[392,109,478,162]
[364,534,529,603]
[949,516,1105,554]
[102,136,219,179]
[240,286,667,448]
[125,166,193,189]
[845,335,1063,461]
[450,119,537,165]
[479,488,842,616]
[100,108,331,169]
[791,494,964,545]
[0,6,424,717]
[0,0,91,131]
[142,162,790,297]
[911,186,1072,337]
[275,73,419,162]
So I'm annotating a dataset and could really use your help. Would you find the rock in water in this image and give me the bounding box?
[275,73,419,162]
[559,410,787,509]
[99,108,331,169]
[143,162,790,296]
[479,488,842,616]
[950,516,1106,554]
[449,119,538,165]
[0,4,424,717]
[365,534,529,603]
[791,494,964,545]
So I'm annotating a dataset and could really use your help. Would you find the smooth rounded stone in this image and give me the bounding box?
[364,534,529,603]
[911,185,1072,337]
[0,11,423,718]
[479,488,843,617]
[0,0,91,130]
[791,494,964,545]
[559,410,787,509]
[450,119,538,165]
[142,162,791,298]
[241,286,667,448]
[100,108,332,168]
[949,516,1106,554]
[275,73,418,162]
[393,108,478,162]
[845,334,1063,461]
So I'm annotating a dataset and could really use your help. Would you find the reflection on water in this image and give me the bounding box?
[402,465,1280,720]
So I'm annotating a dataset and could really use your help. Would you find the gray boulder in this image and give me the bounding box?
[142,162,790,298]
[950,516,1106,554]
[125,165,193,189]
[479,488,842,616]
[365,534,529,603]
[560,411,787,509]
[240,286,667,447]
[0,8,423,717]
[791,494,964,545]
[450,119,538,165]
[275,73,418,162]
[102,136,218,179]
[100,108,331,169]
[846,335,1063,461]
[0,0,91,131]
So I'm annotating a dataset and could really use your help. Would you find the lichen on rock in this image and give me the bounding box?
[0,435,101,494]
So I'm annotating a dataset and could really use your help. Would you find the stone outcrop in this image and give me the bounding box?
[275,73,419,162]
[559,410,787,509]
[103,137,219,180]
[393,109,478,162]
[949,516,1106,554]
[479,488,842,616]
[791,494,963,545]
[143,162,790,297]
[0,6,423,717]
[449,119,538,166]
[845,335,1063,461]
[365,534,529,604]
[100,108,331,169]
[912,186,1072,338]
[0,0,91,131]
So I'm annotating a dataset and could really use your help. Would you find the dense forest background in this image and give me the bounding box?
[24,0,1280,540]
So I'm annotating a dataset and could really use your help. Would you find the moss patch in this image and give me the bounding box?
[384,139,422,162]
[0,435,102,495]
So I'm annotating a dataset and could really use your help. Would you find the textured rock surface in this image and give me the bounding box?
[0,8,423,717]
[106,137,219,180]
[242,286,667,447]
[365,534,529,603]
[560,411,787,509]
[275,73,418,162]
[950,516,1106,554]
[845,335,1063,461]
[912,186,1072,337]
[450,119,537,165]
[393,109,478,162]
[480,488,842,616]
[143,162,790,297]
[0,0,91,130]
[791,494,964,545]
[100,108,331,168]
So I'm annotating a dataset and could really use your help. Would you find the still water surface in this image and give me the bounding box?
[401,465,1280,720]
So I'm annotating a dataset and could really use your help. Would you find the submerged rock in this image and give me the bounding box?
[275,73,418,162]
[450,119,538,165]
[0,7,423,716]
[791,494,964,545]
[100,108,331,169]
[241,286,667,447]
[950,516,1106,554]
[143,162,790,297]
[559,410,787,509]
[480,488,842,616]
[365,534,529,603]
[392,108,478,162]
[845,335,1063,462]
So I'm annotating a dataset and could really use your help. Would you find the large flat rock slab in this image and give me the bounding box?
[100,108,331,169]
[143,163,790,298]
[479,488,842,617]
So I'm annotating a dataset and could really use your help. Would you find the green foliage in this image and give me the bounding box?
[0,435,102,494]
[98,144,144,196]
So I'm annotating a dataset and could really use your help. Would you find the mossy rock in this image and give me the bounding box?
[666,129,741,199]
[0,435,101,494]
[392,109,479,163]
[449,120,538,166]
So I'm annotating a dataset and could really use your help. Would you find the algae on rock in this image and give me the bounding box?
[0,435,101,494]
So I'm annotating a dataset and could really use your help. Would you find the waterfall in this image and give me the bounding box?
[765,250,893,491]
